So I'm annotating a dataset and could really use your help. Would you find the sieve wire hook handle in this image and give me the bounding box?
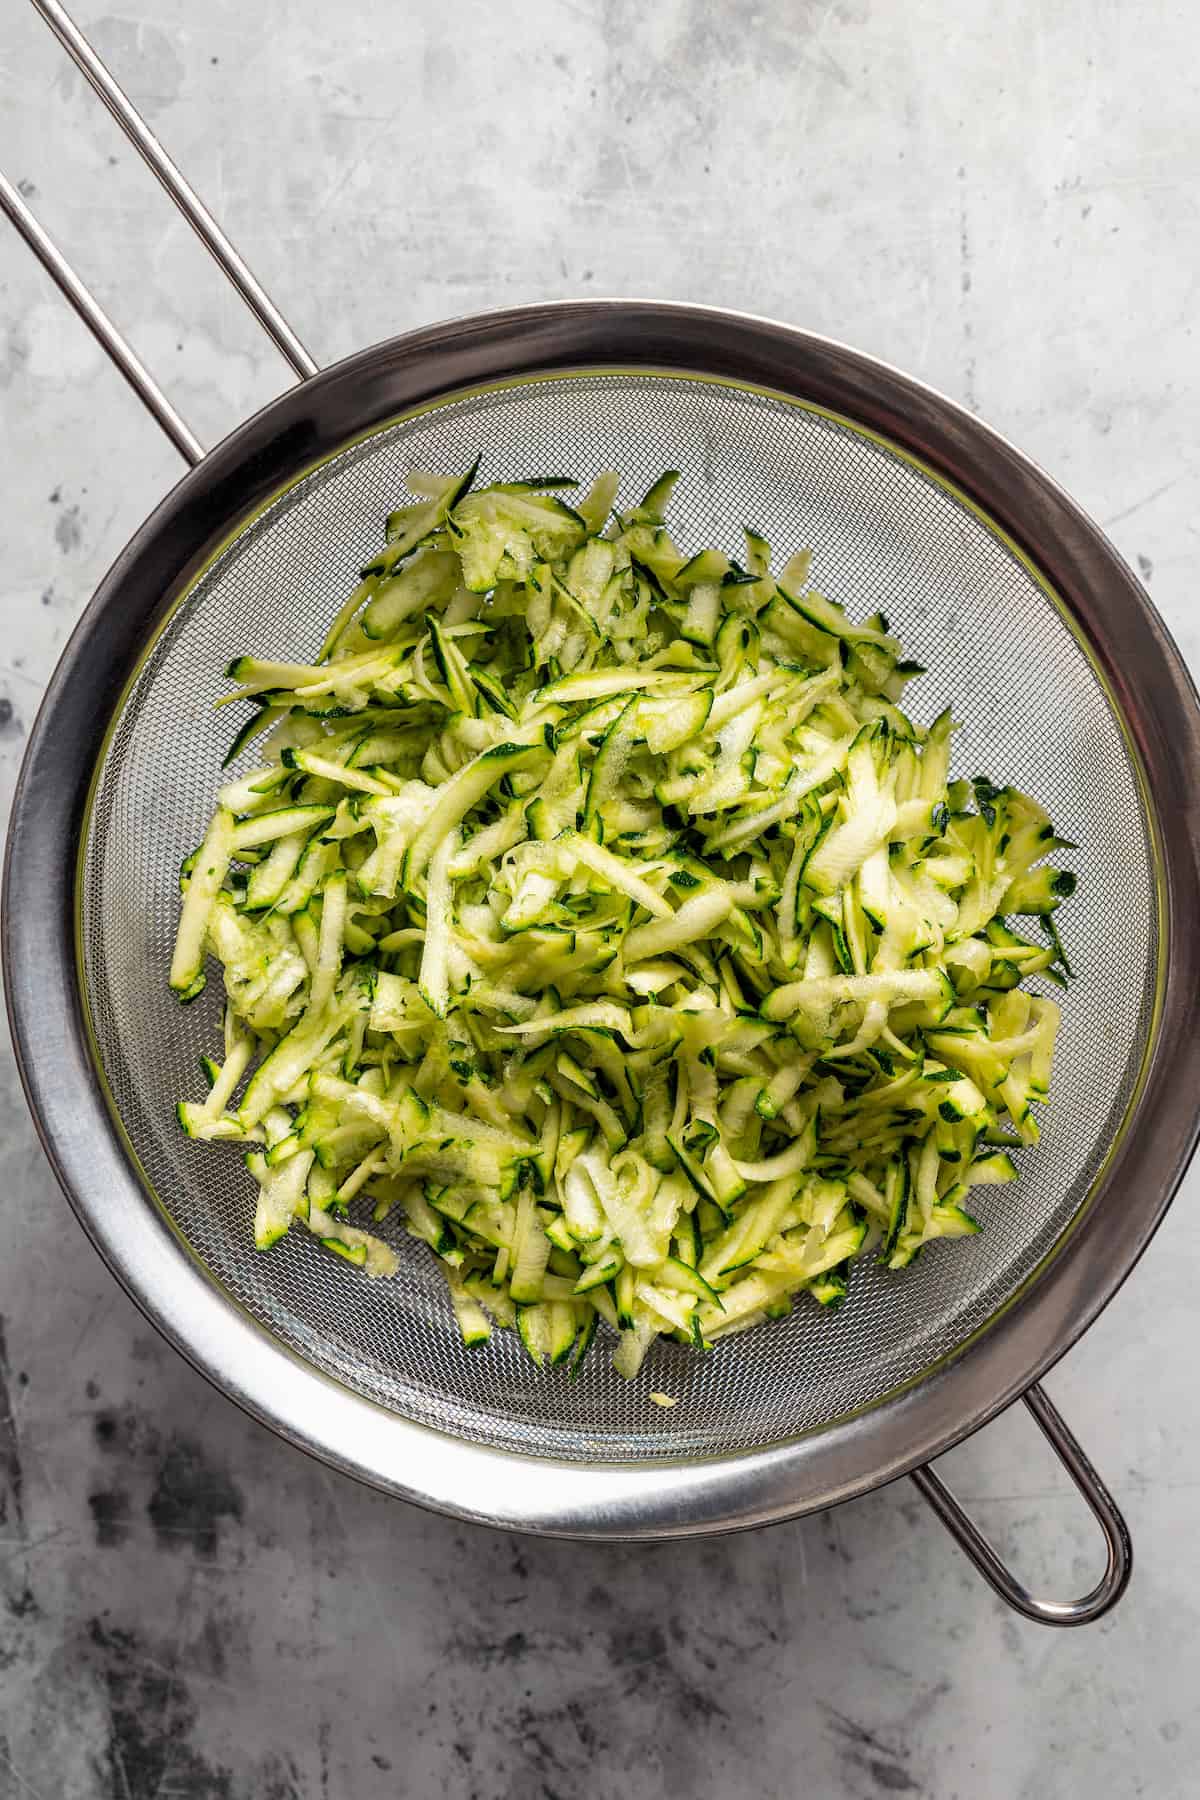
[3,0,319,465]
[910,1381,1132,1626]
[29,0,317,383]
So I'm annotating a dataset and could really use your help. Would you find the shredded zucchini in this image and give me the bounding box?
[173,466,1075,1379]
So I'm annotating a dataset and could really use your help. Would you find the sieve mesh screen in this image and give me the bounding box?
[79,372,1156,1462]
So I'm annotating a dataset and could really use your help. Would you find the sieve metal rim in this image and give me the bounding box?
[6,299,1200,1537]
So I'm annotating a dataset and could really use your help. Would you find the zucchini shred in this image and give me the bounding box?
[172,464,1076,1381]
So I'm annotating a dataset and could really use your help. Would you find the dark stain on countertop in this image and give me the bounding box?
[89,1403,244,1560]
[0,322,29,390]
[147,1436,244,1559]
[88,1488,133,1549]
[487,1630,531,1665]
[6,1586,38,1621]
[823,1704,923,1794]
[0,1318,23,1529]
[433,1585,749,1799]
[87,1616,235,1799]
[868,1765,923,1793]
[94,1403,160,1459]
[260,1750,306,1799]
[606,1619,669,1668]
[53,502,83,554]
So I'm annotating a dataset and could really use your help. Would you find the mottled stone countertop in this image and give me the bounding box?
[1,3,1198,1795]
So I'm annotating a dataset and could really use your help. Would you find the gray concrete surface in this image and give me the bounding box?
[1,2,1199,1795]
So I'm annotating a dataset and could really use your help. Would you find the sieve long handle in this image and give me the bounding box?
[910,1381,1132,1626]
[1,0,320,465]
[31,0,318,383]
[0,171,204,465]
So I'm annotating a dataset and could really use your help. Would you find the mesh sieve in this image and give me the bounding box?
[76,369,1157,1465]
